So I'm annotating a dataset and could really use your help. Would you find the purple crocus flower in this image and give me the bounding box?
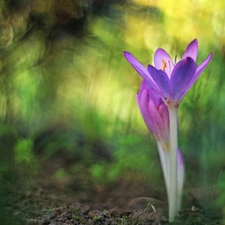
[125,39,212,222]
[137,80,185,209]
[124,39,212,107]
[137,80,169,151]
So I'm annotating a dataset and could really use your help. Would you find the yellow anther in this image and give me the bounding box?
[160,59,167,71]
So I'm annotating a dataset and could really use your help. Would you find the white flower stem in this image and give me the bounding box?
[168,106,178,222]
[157,142,169,196]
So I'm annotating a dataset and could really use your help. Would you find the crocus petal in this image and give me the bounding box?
[137,88,157,137]
[137,81,169,142]
[139,79,150,93]
[170,57,196,104]
[185,52,212,92]
[154,48,174,77]
[196,52,212,76]
[148,65,170,98]
[182,39,198,62]
[158,104,169,140]
[124,52,160,92]
[148,97,163,134]
[140,81,164,107]
[137,91,163,141]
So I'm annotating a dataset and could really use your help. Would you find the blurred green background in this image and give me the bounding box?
[0,0,224,222]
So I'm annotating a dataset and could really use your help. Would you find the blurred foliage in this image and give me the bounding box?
[0,0,224,221]
[90,135,161,186]
[14,138,39,175]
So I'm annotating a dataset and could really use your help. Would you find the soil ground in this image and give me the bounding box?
[6,160,222,225]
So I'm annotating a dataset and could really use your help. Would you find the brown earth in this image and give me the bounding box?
[8,165,221,225]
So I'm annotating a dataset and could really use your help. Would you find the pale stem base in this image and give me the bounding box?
[168,106,178,222]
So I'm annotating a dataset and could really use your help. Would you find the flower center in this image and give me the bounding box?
[160,59,167,71]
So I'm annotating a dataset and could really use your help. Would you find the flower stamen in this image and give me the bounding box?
[160,59,167,71]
